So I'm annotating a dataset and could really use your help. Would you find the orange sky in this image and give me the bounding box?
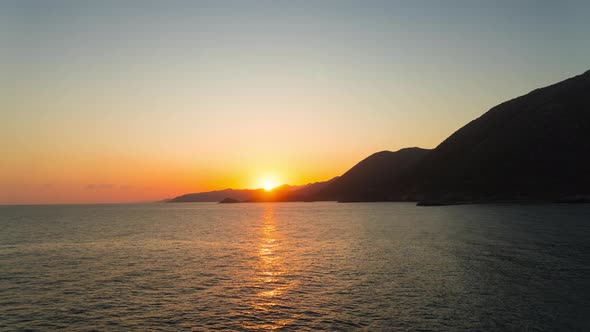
[0,133,423,204]
[2,2,589,204]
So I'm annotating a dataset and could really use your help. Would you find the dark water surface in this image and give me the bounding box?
[1,202,589,331]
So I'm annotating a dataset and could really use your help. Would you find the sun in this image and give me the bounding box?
[256,173,283,192]
[262,180,278,191]
[258,176,280,191]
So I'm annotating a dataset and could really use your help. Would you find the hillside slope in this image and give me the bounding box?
[388,69,590,201]
[314,147,430,201]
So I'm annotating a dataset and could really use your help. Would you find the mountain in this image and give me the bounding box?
[373,69,590,202]
[168,178,338,203]
[313,148,430,201]
[408,69,589,201]
[311,69,590,203]
[168,69,590,204]
[168,188,260,203]
[273,177,339,201]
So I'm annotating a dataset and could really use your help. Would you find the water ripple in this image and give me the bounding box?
[1,203,589,330]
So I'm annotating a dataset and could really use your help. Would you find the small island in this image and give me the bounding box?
[219,197,240,204]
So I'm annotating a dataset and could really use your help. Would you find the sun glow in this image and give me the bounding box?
[263,180,278,191]
[259,175,280,191]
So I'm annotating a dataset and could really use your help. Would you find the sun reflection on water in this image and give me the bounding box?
[242,204,298,330]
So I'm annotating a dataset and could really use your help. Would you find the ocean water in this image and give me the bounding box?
[1,202,589,331]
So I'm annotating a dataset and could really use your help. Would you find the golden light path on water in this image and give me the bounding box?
[2,204,590,330]
[242,205,299,330]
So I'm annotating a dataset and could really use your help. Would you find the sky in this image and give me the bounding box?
[1,0,590,204]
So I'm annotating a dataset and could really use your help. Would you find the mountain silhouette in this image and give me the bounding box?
[168,188,260,202]
[168,178,337,203]
[314,148,430,201]
[397,69,590,202]
[169,69,590,204]
[329,69,590,203]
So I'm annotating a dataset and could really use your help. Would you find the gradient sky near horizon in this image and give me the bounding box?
[2,0,590,204]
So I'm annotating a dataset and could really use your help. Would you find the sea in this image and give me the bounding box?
[1,202,589,331]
